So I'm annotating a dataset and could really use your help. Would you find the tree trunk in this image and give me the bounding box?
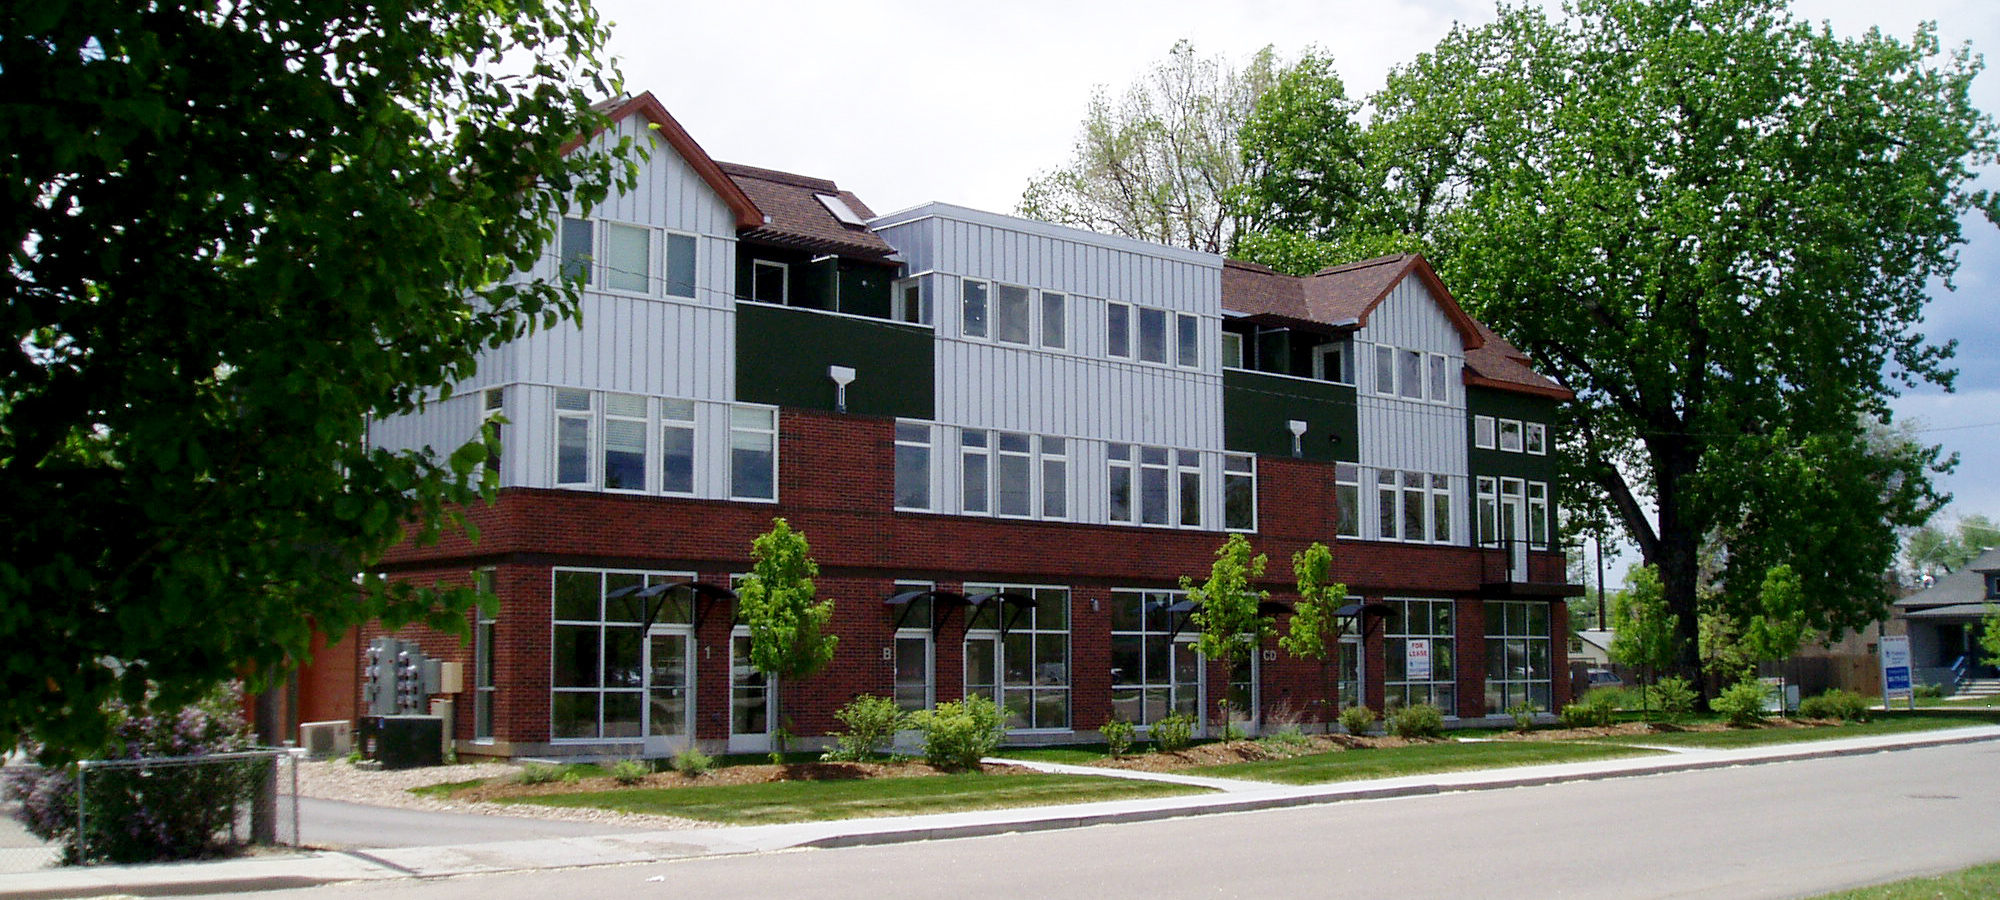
[1649,437,1708,700]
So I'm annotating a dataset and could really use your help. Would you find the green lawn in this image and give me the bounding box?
[1187,740,1663,785]
[501,772,1212,825]
[1800,861,2000,899]
[1596,711,2000,749]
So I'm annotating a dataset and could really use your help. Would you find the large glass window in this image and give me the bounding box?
[1110,590,1200,726]
[1139,446,1171,526]
[962,279,990,338]
[995,431,1033,517]
[1477,477,1499,544]
[602,393,647,491]
[894,421,932,511]
[1335,464,1361,538]
[1177,450,1202,528]
[552,569,693,741]
[1528,482,1550,548]
[473,569,496,741]
[961,429,990,514]
[559,217,593,284]
[1040,436,1068,519]
[1138,308,1169,364]
[1223,454,1255,531]
[555,389,593,486]
[1108,443,1134,524]
[604,222,651,293]
[660,399,695,495]
[729,406,777,501]
[1041,292,1067,349]
[1485,601,1552,713]
[995,284,1032,344]
[965,585,1070,731]
[1384,598,1456,713]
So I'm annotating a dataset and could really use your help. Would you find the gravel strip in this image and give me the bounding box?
[295,759,707,831]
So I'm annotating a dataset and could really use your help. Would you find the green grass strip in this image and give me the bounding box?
[502,772,1211,826]
[1189,740,1663,785]
[1597,712,2000,749]
[1799,861,2000,899]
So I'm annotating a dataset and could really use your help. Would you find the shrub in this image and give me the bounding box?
[514,762,563,785]
[1507,701,1537,731]
[1713,679,1769,728]
[822,695,906,762]
[1258,724,1316,755]
[1649,676,1698,723]
[1100,718,1135,757]
[910,696,1004,771]
[1560,691,1616,729]
[8,687,258,865]
[1149,712,1196,752]
[1386,703,1444,739]
[1914,683,1946,699]
[1580,686,1628,710]
[1338,705,1377,736]
[609,759,649,786]
[672,747,714,776]
[1798,688,1871,722]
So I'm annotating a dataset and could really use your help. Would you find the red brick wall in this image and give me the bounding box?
[339,408,1578,748]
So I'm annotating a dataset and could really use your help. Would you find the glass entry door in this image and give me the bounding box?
[965,636,1000,707]
[1499,481,1528,580]
[728,630,772,753]
[894,633,933,713]
[644,630,692,756]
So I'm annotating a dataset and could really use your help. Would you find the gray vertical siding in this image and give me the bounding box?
[1354,275,1473,543]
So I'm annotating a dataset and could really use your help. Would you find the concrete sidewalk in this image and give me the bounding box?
[6,724,1996,900]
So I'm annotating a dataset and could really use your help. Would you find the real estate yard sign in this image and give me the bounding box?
[1879,634,1913,710]
[1407,639,1432,682]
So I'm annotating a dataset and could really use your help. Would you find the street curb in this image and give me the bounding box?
[0,875,344,900]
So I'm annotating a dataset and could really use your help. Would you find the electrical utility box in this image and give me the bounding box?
[362,637,442,716]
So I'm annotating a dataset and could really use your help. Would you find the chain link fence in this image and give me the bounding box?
[3,749,298,869]
[1,763,60,874]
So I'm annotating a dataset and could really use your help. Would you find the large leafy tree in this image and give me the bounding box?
[1260,0,1992,690]
[2,0,632,759]
[1019,40,1280,254]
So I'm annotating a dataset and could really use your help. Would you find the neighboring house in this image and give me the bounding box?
[1569,629,1614,668]
[1892,545,2000,690]
[330,93,1584,759]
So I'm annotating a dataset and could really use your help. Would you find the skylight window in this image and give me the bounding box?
[816,193,867,226]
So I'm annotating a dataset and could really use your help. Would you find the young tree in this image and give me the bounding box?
[1980,604,2000,667]
[736,518,838,743]
[1609,566,1679,691]
[1278,542,1351,725]
[1019,40,1279,254]
[2,0,633,759]
[1293,0,1992,690]
[1183,533,1274,734]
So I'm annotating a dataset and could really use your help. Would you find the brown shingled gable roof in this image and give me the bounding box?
[1224,253,1570,400]
[718,162,897,261]
[1464,321,1573,400]
[568,93,762,230]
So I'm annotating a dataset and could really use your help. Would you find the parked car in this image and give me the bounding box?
[1584,669,1624,691]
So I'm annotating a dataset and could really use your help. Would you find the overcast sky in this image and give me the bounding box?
[594,0,2000,533]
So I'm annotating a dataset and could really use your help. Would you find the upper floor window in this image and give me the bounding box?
[1313,341,1352,384]
[1224,454,1256,532]
[962,280,990,338]
[1177,314,1200,368]
[1987,574,2000,600]
[894,278,929,325]
[1335,463,1361,538]
[559,217,696,299]
[1474,415,1497,450]
[959,427,1068,521]
[1042,293,1067,350]
[1499,419,1524,453]
[729,406,777,501]
[895,421,932,511]
[1107,301,1132,359]
[1526,422,1548,455]
[751,260,788,304]
[553,389,700,496]
[1137,308,1169,364]
[995,284,1032,344]
[1222,332,1245,369]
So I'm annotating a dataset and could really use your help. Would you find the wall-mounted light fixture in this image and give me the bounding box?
[829,365,857,414]
[1287,419,1308,458]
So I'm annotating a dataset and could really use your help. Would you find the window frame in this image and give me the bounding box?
[1525,422,1548,456]
[1041,291,1067,350]
[728,404,779,502]
[600,393,649,493]
[961,428,991,514]
[1223,453,1256,532]
[1176,314,1200,368]
[1107,443,1135,524]
[1499,419,1525,453]
[1384,597,1457,715]
[1137,307,1169,365]
[961,278,991,339]
[751,259,789,305]
[555,388,595,488]
[1040,435,1069,520]
[658,398,697,496]
[894,420,933,512]
[1474,415,1497,450]
[1176,450,1203,528]
[1335,463,1362,538]
[1106,301,1133,360]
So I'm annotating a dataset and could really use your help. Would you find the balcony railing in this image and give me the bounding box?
[1476,538,1585,597]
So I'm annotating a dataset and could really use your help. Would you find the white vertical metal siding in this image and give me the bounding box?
[1355,274,1472,542]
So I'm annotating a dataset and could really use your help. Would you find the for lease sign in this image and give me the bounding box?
[1407,638,1432,682]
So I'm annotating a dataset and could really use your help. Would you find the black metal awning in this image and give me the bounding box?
[963,590,1039,636]
[605,579,738,631]
[1157,598,1294,641]
[884,588,972,635]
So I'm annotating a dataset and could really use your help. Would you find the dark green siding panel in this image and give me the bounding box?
[736,303,934,419]
[1223,369,1358,462]
[1466,387,1559,483]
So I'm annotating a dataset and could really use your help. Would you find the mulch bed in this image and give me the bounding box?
[1092,734,1436,772]
[1485,718,1838,742]
[454,761,1030,802]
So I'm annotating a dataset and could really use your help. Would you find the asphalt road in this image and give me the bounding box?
[299,798,650,850]
[200,741,2000,900]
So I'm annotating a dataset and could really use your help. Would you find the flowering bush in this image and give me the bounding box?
[7,687,258,864]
